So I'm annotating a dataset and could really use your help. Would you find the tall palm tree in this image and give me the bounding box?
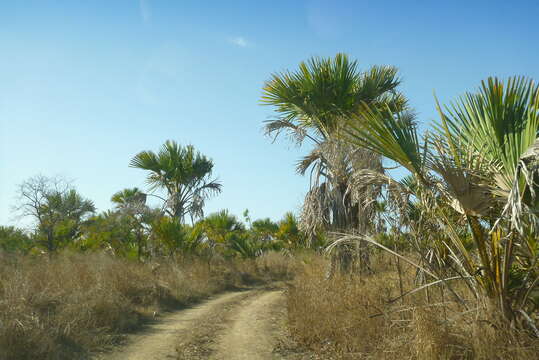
[262,53,407,245]
[129,140,222,223]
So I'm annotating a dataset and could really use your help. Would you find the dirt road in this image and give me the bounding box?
[96,288,300,360]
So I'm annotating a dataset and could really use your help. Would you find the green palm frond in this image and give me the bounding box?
[111,187,146,207]
[437,77,539,194]
[262,53,405,143]
[129,140,222,223]
[344,106,425,180]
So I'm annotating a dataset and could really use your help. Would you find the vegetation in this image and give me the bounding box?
[287,254,539,359]
[340,76,539,325]
[129,140,222,223]
[261,55,539,358]
[14,175,95,254]
[1,53,538,359]
[262,54,406,239]
[0,251,295,360]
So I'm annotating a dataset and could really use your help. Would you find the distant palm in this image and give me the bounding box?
[111,187,149,260]
[111,187,146,209]
[129,140,222,223]
[202,209,244,244]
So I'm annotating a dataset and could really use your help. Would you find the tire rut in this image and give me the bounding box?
[95,287,307,360]
[95,291,252,360]
[212,290,284,360]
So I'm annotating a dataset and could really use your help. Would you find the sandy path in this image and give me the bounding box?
[212,290,283,360]
[96,288,301,360]
[96,291,250,360]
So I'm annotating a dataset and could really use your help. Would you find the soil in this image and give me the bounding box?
[94,287,310,360]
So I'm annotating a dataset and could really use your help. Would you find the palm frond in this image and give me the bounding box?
[344,106,425,180]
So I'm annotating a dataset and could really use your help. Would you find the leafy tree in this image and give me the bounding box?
[15,176,95,253]
[80,210,137,256]
[129,141,222,223]
[0,226,33,254]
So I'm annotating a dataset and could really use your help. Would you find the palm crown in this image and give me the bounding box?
[130,140,222,222]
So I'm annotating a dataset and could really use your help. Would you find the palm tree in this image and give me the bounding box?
[276,212,305,249]
[33,186,95,253]
[251,218,279,242]
[202,209,244,244]
[111,187,149,260]
[343,76,539,325]
[262,53,406,144]
[152,217,201,256]
[111,187,147,210]
[262,54,407,241]
[129,140,222,223]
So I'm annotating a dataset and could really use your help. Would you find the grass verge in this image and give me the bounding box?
[0,251,296,360]
[286,254,539,359]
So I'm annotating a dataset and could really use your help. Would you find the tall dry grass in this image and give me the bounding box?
[286,254,539,359]
[0,251,294,360]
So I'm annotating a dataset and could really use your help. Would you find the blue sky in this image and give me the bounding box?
[1,0,539,226]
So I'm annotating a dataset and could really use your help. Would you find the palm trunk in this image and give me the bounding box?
[467,216,515,320]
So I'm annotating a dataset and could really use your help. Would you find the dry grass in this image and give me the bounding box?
[286,253,539,359]
[0,251,294,360]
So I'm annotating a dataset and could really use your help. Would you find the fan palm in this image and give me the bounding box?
[262,54,406,241]
[111,187,149,260]
[202,209,244,244]
[276,212,305,248]
[111,187,147,210]
[344,76,539,323]
[262,53,406,143]
[152,217,202,256]
[129,141,222,223]
[39,189,95,252]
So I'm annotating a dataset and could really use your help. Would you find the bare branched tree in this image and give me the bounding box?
[14,175,95,253]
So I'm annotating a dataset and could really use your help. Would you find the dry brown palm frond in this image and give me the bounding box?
[497,137,539,234]
[326,233,439,279]
[427,138,498,217]
[347,169,410,213]
[296,147,324,176]
[263,118,319,145]
[299,183,331,240]
[298,137,384,240]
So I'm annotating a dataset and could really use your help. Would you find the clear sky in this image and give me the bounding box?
[1,0,539,226]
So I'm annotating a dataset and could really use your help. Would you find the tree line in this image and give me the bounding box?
[1,141,312,259]
[1,53,538,333]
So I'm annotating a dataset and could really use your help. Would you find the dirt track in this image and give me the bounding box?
[96,288,300,360]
